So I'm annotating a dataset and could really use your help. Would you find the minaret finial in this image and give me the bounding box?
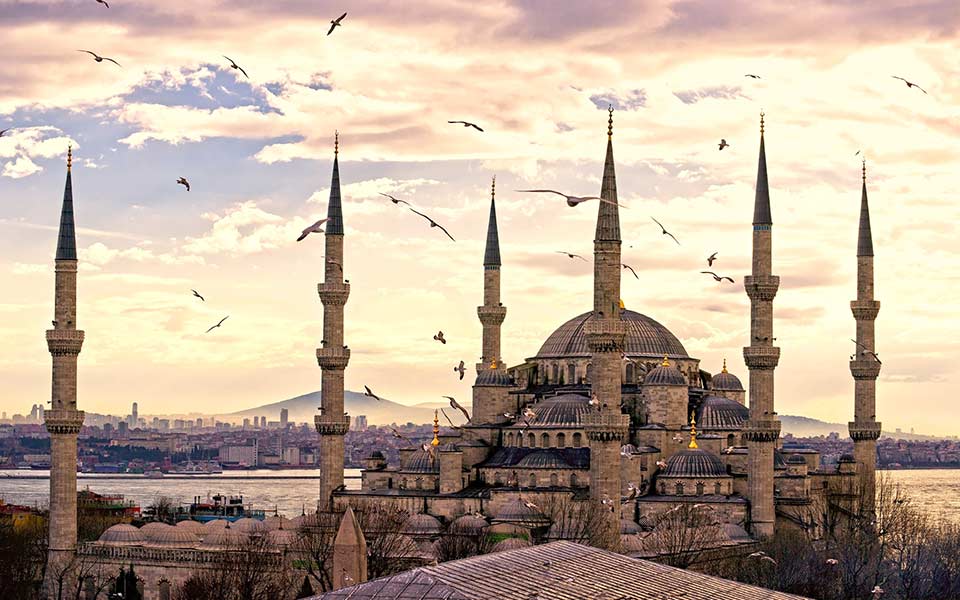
[67,145,72,171]
[334,131,339,156]
[607,106,614,139]
[431,410,440,446]
[688,412,698,449]
[491,175,496,199]
[862,158,867,184]
[760,111,765,136]
[661,355,669,367]
[722,358,728,373]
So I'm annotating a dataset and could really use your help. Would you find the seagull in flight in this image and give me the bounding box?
[327,12,347,36]
[389,427,406,440]
[454,360,466,380]
[850,339,882,364]
[94,0,109,7]
[176,177,190,191]
[706,252,718,267]
[77,50,121,67]
[447,120,483,132]
[223,56,249,78]
[379,192,409,206]
[516,189,622,208]
[440,408,461,430]
[891,76,927,94]
[718,139,730,151]
[408,208,455,241]
[556,251,587,261]
[622,264,639,279]
[363,386,383,402]
[443,396,471,423]
[297,218,328,242]
[745,74,761,79]
[191,289,205,302]
[651,217,680,245]
[205,316,229,333]
[0,128,11,138]
[701,271,734,283]
[433,330,447,344]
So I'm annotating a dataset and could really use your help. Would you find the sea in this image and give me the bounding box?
[1,469,958,521]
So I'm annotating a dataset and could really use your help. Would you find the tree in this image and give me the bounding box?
[173,536,295,600]
[296,576,315,599]
[640,502,724,568]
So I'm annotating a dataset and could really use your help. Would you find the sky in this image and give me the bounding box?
[0,0,957,434]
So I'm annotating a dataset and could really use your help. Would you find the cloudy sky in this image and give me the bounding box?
[0,1,957,434]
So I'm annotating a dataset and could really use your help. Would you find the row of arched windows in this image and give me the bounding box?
[492,471,582,488]
[658,481,722,496]
[504,431,582,448]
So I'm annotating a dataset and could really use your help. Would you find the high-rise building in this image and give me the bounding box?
[354,415,368,431]
[280,408,289,428]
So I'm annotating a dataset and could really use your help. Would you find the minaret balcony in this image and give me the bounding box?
[584,318,626,352]
[744,275,780,302]
[477,306,507,325]
[849,422,882,441]
[314,414,350,436]
[849,359,881,380]
[583,411,629,441]
[742,418,781,442]
[317,282,350,306]
[45,409,85,435]
[317,346,351,370]
[850,300,880,321]
[743,345,780,370]
[46,329,84,356]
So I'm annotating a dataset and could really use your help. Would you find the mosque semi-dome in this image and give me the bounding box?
[661,448,728,478]
[402,449,440,474]
[510,394,590,429]
[698,395,749,430]
[535,310,688,359]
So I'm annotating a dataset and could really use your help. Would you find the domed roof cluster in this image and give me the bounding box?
[712,363,744,391]
[661,448,728,478]
[233,517,268,534]
[643,359,687,386]
[536,310,688,359]
[96,518,294,550]
[510,394,589,428]
[698,395,749,430]
[401,449,440,473]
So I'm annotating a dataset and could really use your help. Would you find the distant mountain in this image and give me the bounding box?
[230,390,463,426]
[780,415,937,441]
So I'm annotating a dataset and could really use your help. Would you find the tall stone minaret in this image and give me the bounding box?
[583,108,629,530]
[315,133,350,511]
[477,176,505,373]
[44,147,86,594]
[742,114,781,539]
[849,160,881,510]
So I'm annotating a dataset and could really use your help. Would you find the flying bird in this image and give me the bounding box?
[871,585,884,598]
[622,264,639,279]
[454,360,466,380]
[440,408,460,429]
[297,218,328,242]
[522,499,538,509]
[850,339,882,364]
[379,192,409,206]
[190,289,205,302]
[891,76,927,94]
[77,50,121,67]
[205,316,229,333]
[707,252,718,267]
[855,150,861,156]
[443,396,471,423]
[701,271,734,283]
[408,208,455,241]
[651,217,680,245]
[745,74,761,79]
[94,0,109,7]
[826,558,839,566]
[389,427,406,440]
[223,56,249,78]
[176,177,190,191]
[0,128,10,137]
[516,189,622,208]
[447,120,483,132]
[718,139,729,151]
[327,12,347,36]
[434,331,446,344]
[363,386,382,402]
[556,251,587,262]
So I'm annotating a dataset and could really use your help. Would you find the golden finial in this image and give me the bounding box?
[607,106,614,139]
[862,158,867,184]
[688,411,698,449]
[759,111,765,135]
[619,298,625,310]
[722,358,728,374]
[67,145,72,171]
[661,355,670,368]
[491,175,496,199]
[431,410,440,446]
[334,131,339,156]
[490,357,497,370]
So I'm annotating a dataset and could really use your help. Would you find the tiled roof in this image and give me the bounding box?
[315,540,810,599]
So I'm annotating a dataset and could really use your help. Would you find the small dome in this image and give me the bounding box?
[98,524,144,545]
[516,450,569,469]
[476,368,514,386]
[490,537,532,552]
[492,498,549,526]
[140,522,171,537]
[403,513,442,536]
[698,395,749,430]
[175,520,205,533]
[264,515,291,531]
[620,519,641,535]
[266,527,300,547]
[233,518,268,534]
[205,519,231,530]
[200,525,248,549]
[620,534,646,553]
[402,449,440,473]
[712,368,744,391]
[511,394,590,428]
[148,527,200,548]
[661,449,728,478]
[643,361,686,386]
[536,310,688,359]
[448,514,488,534]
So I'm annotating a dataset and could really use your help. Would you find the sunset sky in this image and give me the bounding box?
[0,1,957,434]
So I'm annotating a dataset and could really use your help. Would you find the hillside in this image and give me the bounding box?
[230,390,464,426]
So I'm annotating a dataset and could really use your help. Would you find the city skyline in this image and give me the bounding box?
[1,1,959,434]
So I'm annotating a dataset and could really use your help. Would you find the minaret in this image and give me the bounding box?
[742,113,781,539]
[849,159,881,510]
[315,132,351,511]
[44,147,86,594]
[583,108,629,530]
[477,176,505,373]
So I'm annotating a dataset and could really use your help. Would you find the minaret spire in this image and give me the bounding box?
[56,146,77,261]
[316,132,351,511]
[483,176,501,267]
[595,106,620,243]
[743,113,781,539]
[857,160,873,257]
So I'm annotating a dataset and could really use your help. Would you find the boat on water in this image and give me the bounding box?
[143,469,164,479]
[170,462,223,475]
[167,494,265,523]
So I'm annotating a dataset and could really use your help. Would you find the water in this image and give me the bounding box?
[0,469,956,521]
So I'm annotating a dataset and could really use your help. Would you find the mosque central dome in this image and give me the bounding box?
[535,309,688,359]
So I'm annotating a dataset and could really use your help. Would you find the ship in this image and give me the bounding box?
[170,461,223,475]
[172,494,265,523]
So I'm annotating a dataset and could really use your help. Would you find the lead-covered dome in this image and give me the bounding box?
[698,395,749,430]
[98,524,144,545]
[511,394,589,428]
[712,362,744,391]
[661,448,727,478]
[147,527,200,548]
[403,513,442,536]
[535,310,688,359]
[643,361,687,386]
[402,449,440,473]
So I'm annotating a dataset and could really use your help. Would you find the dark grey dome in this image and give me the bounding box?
[402,449,439,473]
[536,310,688,359]
[661,449,727,478]
[712,369,744,391]
[698,395,749,430]
[403,513,442,536]
[516,450,569,469]
[493,498,549,525]
[448,514,488,534]
[510,394,589,428]
[643,363,687,386]
[620,519,641,535]
[476,368,513,386]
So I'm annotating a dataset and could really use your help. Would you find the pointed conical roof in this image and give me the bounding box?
[595,109,620,242]
[334,506,365,549]
[857,164,873,257]
[325,133,344,235]
[55,147,77,260]
[483,177,501,267]
[753,116,772,226]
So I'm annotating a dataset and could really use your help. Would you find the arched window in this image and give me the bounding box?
[625,362,635,383]
[400,478,407,489]
[550,473,559,487]
[529,473,537,488]
[570,473,579,487]
[696,482,705,496]
[556,432,566,448]
[495,472,503,485]
[568,364,577,384]
[507,432,514,447]
[714,482,722,495]
[159,579,171,600]
[727,433,736,448]
[415,477,423,490]
[551,364,559,383]
[675,482,684,496]
[659,482,666,495]
[573,432,582,448]
[528,433,536,448]
[586,363,593,384]
[541,433,550,448]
